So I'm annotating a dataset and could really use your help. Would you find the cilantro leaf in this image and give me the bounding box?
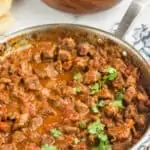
[88,119,104,135]
[73,73,82,82]
[111,92,124,109]
[73,87,81,93]
[79,121,86,129]
[41,144,57,150]
[97,100,105,107]
[103,66,118,82]
[92,141,111,150]
[91,104,99,113]
[50,128,62,139]
[89,82,101,95]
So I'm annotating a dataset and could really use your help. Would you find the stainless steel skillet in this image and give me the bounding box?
[0,0,150,149]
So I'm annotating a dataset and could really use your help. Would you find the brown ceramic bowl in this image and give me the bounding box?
[42,0,122,14]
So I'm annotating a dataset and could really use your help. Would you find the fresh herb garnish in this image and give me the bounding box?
[73,87,81,93]
[89,82,101,95]
[103,66,118,82]
[74,138,80,144]
[50,128,62,139]
[73,73,82,82]
[111,92,124,109]
[41,144,57,150]
[88,119,104,134]
[88,119,111,150]
[79,121,86,129]
[97,100,105,107]
[91,104,99,113]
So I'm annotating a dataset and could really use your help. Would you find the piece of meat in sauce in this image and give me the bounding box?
[83,69,100,84]
[25,143,40,150]
[12,131,26,143]
[13,113,29,130]
[24,75,41,90]
[108,119,134,142]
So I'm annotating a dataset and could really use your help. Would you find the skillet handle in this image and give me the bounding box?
[114,0,148,39]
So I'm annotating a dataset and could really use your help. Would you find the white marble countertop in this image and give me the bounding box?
[10,0,132,33]
[7,0,150,61]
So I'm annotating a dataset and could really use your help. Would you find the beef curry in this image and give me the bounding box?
[0,35,149,150]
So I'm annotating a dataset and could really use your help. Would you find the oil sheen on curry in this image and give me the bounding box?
[0,36,149,150]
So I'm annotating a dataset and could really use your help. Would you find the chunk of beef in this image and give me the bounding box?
[55,60,63,73]
[112,140,132,150]
[78,42,91,56]
[12,131,26,143]
[72,142,88,150]
[126,75,136,87]
[124,86,137,104]
[7,112,20,121]
[39,88,50,100]
[125,104,137,119]
[60,37,76,49]
[62,86,76,96]
[13,113,29,130]
[0,143,17,150]
[0,133,9,145]
[20,61,32,76]
[36,42,57,60]
[34,64,58,79]
[0,77,11,83]
[137,92,148,102]
[33,52,41,63]
[25,143,40,150]
[108,124,131,142]
[134,114,146,129]
[39,100,56,116]
[58,49,72,62]
[62,60,73,71]
[31,116,43,131]
[104,104,119,117]
[113,58,128,76]
[24,75,41,90]
[0,105,7,121]
[63,104,80,122]
[83,69,100,84]
[42,44,56,60]
[74,57,89,70]
[113,73,125,89]
[0,122,11,132]
[41,134,55,145]
[98,86,113,99]
[60,125,79,134]
[0,91,10,104]
[75,100,89,115]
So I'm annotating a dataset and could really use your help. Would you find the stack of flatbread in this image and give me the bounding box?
[0,0,14,35]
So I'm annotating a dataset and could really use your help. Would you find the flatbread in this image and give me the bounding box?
[0,12,14,35]
[0,0,13,17]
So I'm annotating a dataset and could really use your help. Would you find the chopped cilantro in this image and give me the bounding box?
[73,87,81,93]
[91,104,99,113]
[92,140,111,150]
[89,82,101,95]
[73,73,82,82]
[79,121,86,129]
[74,138,80,144]
[41,144,57,150]
[97,100,105,107]
[111,92,124,109]
[88,119,104,134]
[50,128,62,139]
[88,119,111,150]
[103,66,118,82]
